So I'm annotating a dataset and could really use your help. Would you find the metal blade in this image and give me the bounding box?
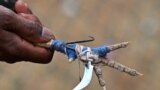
[73,61,94,90]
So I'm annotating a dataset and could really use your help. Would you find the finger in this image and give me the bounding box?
[16,0,42,29]
[15,0,32,14]
[0,52,20,63]
[0,6,55,43]
[0,29,54,64]
[19,13,41,24]
[15,0,42,26]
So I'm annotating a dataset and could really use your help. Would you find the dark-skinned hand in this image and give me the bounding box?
[0,0,55,64]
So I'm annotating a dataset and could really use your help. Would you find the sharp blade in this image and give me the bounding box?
[73,61,94,90]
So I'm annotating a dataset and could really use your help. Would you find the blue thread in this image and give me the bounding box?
[91,46,110,57]
[51,40,77,60]
[65,44,77,60]
[51,40,111,60]
[51,40,66,54]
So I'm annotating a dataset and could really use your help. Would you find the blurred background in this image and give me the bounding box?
[0,0,160,90]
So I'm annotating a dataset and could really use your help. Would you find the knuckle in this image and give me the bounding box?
[24,23,43,42]
[6,44,19,56]
[0,6,15,28]
[27,22,42,36]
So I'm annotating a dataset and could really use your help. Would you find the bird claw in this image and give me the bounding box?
[38,39,142,90]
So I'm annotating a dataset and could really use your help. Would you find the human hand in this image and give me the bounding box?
[0,0,55,63]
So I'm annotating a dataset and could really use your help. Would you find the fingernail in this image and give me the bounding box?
[42,27,55,41]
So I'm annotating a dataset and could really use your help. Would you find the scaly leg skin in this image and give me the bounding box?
[107,42,129,52]
[94,66,106,90]
[101,58,143,76]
